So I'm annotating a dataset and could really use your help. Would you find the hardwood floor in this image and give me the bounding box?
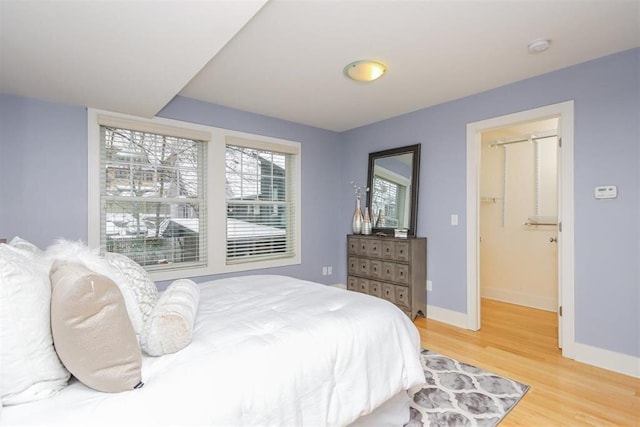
[413,298,640,426]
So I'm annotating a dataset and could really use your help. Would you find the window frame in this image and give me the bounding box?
[88,109,301,281]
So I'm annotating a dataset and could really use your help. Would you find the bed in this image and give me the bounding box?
[1,273,425,426]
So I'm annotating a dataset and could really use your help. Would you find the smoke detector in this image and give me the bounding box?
[528,39,551,54]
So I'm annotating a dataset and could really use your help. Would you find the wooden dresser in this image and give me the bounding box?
[347,235,426,319]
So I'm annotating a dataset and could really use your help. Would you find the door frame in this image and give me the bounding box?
[465,101,575,359]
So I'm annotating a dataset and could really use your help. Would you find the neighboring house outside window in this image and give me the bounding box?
[225,143,294,263]
[88,110,301,281]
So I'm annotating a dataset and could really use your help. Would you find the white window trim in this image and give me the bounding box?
[88,108,301,281]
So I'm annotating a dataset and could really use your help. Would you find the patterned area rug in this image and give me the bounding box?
[405,349,529,427]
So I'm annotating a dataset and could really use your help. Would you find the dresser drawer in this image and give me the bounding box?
[347,276,357,291]
[358,258,370,275]
[395,263,409,285]
[382,240,395,260]
[382,262,395,282]
[381,283,396,303]
[369,280,382,298]
[357,278,370,294]
[367,239,382,258]
[395,285,410,307]
[395,241,410,262]
[370,260,382,279]
[348,257,358,275]
[348,237,359,255]
[357,239,369,256]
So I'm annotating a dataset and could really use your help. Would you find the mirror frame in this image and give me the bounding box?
[366,144,421,237]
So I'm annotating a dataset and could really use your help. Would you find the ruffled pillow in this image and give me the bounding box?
[141,279,200,356]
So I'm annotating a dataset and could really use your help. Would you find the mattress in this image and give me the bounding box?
[1,275,425,426]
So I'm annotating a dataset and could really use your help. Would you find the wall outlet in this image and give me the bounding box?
[327,266,333,275]
[322,266,328,276]
[427,280,433,291]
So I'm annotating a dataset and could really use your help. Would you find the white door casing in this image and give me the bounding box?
[466,101,575,359]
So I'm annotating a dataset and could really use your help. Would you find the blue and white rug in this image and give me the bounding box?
[405,349,529,427]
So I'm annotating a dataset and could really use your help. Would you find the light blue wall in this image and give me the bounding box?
[0,95,87,247]
[341,48,640,358]
[0,95,344,286]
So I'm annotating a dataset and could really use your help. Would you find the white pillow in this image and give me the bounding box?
[0,244,70,405]
[44,240,144,336]
[8,236,42,255]
[104,252,159,322]
[141,279,200,356]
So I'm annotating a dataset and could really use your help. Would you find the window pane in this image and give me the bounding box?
[101,126,206,270]
[225,144,292,263]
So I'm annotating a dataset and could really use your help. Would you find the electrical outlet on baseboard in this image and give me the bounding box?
[427,280,433,291]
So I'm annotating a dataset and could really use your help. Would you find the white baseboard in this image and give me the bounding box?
[573,342,640,378]
[482,287,556,312]
[426,304,468,329]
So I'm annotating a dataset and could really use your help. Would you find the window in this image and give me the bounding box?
[100,123,207,272]
[225,144,294,263]
[89,110,301,280]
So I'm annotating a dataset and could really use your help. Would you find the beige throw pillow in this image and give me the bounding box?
[50,261,143,393]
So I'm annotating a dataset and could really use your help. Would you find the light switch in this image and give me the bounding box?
[451,214,458,226]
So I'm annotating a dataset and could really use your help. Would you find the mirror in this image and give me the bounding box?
[366,144,421,237]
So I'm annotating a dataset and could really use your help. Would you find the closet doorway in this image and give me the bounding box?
[479,119,559,331]
[466,101,575,358]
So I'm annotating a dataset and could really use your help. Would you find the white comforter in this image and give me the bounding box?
[2,275,425,426]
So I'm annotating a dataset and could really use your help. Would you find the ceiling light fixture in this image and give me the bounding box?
[528,38,551,54]
[344,60,387,82]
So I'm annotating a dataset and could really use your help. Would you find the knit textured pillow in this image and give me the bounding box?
[104,252,159,322]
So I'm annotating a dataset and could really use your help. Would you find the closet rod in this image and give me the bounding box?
[489,130,558,147]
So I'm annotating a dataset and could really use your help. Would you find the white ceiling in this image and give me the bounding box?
[1,1,639,132]
[0,0,267,118]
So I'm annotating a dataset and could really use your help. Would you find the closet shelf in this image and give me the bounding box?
[524,216,557,226]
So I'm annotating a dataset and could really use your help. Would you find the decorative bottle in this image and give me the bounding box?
[362,206,372,235]
[375,207,384,227]
[352,198,363,234]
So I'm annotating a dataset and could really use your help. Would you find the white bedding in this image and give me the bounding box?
[1,275,425,426]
